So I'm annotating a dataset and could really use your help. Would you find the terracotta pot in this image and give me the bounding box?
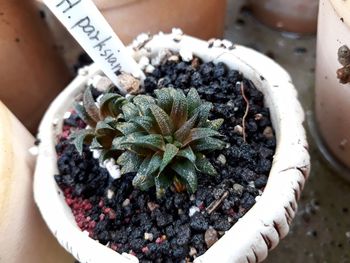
[0,0,71,134]
[34,32,310,263]
[314,0,350,180]
[37,0,226,67]
[248,0,319,34]
[0,101,73,263]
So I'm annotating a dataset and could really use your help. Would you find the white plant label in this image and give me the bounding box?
[44,0,145,87]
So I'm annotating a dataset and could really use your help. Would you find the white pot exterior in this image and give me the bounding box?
[34,33,310,263]
[0,102,72,263]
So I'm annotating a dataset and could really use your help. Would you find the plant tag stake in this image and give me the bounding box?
[44,0,145,89]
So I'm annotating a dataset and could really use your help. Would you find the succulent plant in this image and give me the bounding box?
[71,86,226,197]
[70,87,131,161]
[116,88,226,197]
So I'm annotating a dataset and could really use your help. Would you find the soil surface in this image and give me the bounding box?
[55,54,276,263]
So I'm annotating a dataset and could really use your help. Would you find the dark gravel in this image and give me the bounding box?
[56,54,276,262]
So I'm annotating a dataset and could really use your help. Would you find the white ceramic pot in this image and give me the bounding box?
[0,101,73,263]
[314,0,350,180]
[34,33,310,263]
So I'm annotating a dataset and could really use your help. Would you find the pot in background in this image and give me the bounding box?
[0,101,73,263]
[314,0,350,181]
[248,0,319,34]
[37,0,226,67]
[0,0,71,133]
[34,33,310,263]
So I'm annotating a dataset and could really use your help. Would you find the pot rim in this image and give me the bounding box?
[34,32,310,263]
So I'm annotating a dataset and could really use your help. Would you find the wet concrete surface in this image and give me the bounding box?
[225,1,350,263]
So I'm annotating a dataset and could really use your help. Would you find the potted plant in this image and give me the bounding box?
[34,31,310,263]
[314,0,350,181]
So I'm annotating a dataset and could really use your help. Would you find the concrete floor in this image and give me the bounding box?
[225,1,350,263]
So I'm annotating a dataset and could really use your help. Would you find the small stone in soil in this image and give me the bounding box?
[205,227,218,248]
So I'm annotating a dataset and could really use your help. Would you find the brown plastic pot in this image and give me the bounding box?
[248,0,319,34]
[0,0,71,133]
[0,101,73,263]
[314,0,350,181]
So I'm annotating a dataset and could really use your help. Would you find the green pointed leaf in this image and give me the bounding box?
[149,104,173,136]
[132,153,161,190]
[99,93,125,118]
[117,151,143,174]
[121,133,165,151]
[205,118,224,130]
[122,102,139,121]
[132,155,151,189]
[155,173,173,198]
[96,135,114,148]
[74,102,97,128]
[170,89,188,130]
[195,153,217,176]
[159,144,179,173]
[133,95,155,114]
[174,112,199,143]
[95,121,118,136]
[177,146,196,163]
[155,88,173,114]
[115,122,140,135]
[191,137,226,152]
[131,116,155,133]
[90,137,102,149]
[83,87,100,122]
[71,129,95,154]
[171,160,198,193]
[187,88,201,117]
[193,102,212,127]
[183,128,222,146]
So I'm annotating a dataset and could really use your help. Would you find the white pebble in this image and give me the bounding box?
[213,39,222,48]
[104,158,121,179]
[122,198,130,207]
[78,66,89,76]
[28,146,39,156]
[91,75,113,92]
[144,232,154,241]
[346,231,350,239]
[188,206,200,217]
[172,28,183,36]
[179,47,193,62]
[221,39,233,49]
[145,64,155,74]
[234,125,243,135]
[248,181,255,188]
[217,154,226,165]
[138,56,150,70]
[92,149,102,159]
[189,246,197,256]
[107,189,114,199]
[63,111,71,119]
[151,49,172,66]
[132,33,150,49]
